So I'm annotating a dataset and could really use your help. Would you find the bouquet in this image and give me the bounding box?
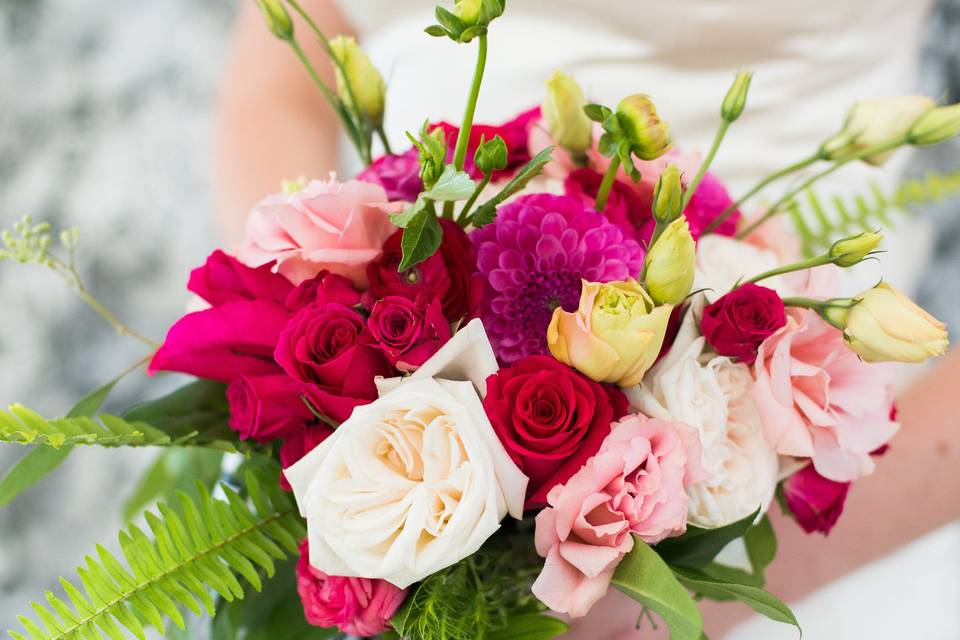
[1,1,954,638]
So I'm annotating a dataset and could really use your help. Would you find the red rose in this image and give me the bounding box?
[280,424,333,491]
[431,107,541,180]
[563,168,653,242]
[366,296,451,372]
[286,270,361,312]
[483,356,629,509]
[782,464,850,535]
[226,374,313,443]
[366,219,484,323]
[701,284,787,365]
[274,303,394,424]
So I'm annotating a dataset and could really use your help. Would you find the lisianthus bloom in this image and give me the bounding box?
[781,464,850,535]
[472,194,645,364]
[483,356,629,508]
[531,414,705,617]
[700,284,787,365]
[238,177,397,288]
[751,308,899,482]
[296,541,407,636]
[365,295,451,372]
[357,149,422,202]
[226,374,313,442]
[286,322,527,589]
[367,219,484,323]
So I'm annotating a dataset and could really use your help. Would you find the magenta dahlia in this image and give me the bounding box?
[472,194,646,364]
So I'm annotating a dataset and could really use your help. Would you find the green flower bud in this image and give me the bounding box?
[330,35,386,126]
[474,135,508,175]
[820,95,934,165]
[455,0,483,24]
[615,94,671,161]
[543,71,593,155]
[907,103,960,146]
[652,164,683,224]
[645,216,695,305]
[255,0,293,41]
[829,231,883,267]
[721,71,752,122]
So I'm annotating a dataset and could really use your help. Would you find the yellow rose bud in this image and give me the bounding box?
[616,94,671,161]
[255,0,293,41]
[645,217,695,305]
[652,164,683,224]
[330,35,386,126]
[908,103,960,146]
[820,95,935,165]
[547,279,673,387]
[455,0,483,24]
[721,71,752,122]
[836,283,948,363]
[543,71,593,155]
[829,230,883,267]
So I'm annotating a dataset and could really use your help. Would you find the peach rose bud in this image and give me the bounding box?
[547,279,673,387]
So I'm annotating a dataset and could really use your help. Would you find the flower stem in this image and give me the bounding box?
[594,155,622,212]
[701,153,822,236]
[742,254,834,287]
[444,34,489,219]
[376,125,393,155]
[458,173,491,226]
[680,120,730,212]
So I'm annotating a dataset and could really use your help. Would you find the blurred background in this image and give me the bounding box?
[0,0,958,636]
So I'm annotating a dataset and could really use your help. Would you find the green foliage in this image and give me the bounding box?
[611,536,703,640]
[7,471,305,640]
[0,403,173,448]
[673,566,799,633]
[392,533,545,640]
[790,170,960,257]
[486,613,569,640]
[425,0,506,42]
[425,165,476,201]
[121,380,240,451]
[743,515,777,579]
[470,146,555,227]
[121,448,225,522]
[655,508,759,569]
[398,207,444,271]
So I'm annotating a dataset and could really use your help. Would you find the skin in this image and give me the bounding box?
[218,3,960,637]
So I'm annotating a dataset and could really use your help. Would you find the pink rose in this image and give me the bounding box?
[296,541,407,636]
[531,414,706,617]
[357,149,423,202]
[187,249,293,306]
[782,464,850,535]
[238,177,398,288]
[751,308,899,482]
[226,374,313,443]
[365,296,451,371]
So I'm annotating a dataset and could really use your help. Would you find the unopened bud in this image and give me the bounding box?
[721,71,752,122]
[255,0,293,41]
[330,35,386,126]
[616,94,671,161]
[543,71,593,155]
[829,231,883,267]
[652,165,683,224]
[455,0,483,25]
[474,135,508,175]
[908,103,960,146]
[820,95,935,165]
[645,216,695,305]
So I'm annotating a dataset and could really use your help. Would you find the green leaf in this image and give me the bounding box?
[744,516,777,577]
[398,208,443,271]
[122,448,225,522]
[458,25,487,42]
[471,146,555,227]
[425,165,476,201]
[8,473,306,640]
[123,380,242,451]
[655,508,760,569]
[434,6,466,37]
[611,536,703,640]
[583,103,611,123]
[424,24,450,37]
[673,566,800,633]
[487,613,569,640]
[390,197,428,229]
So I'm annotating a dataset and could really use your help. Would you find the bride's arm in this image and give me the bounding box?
[215,2,351,246]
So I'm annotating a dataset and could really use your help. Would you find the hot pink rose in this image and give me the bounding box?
[782,464,850,536]
[296,541,407,636]
[226,374,313,443]
[365,296,451,371]
[285,269,361,312]
[187,249,292,306]
[238,177,398,288]
[280,425,333,491]
[751,308,899,482]
[531,414,706,617]
[700,284,787,365]
[357,149,423,202]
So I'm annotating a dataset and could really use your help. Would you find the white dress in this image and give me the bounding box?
[336,1,960,638]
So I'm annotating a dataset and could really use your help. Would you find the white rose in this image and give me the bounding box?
[628,303,777,527]
[286,320,528,588]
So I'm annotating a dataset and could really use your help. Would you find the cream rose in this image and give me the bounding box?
[286,320,528,588]
[628,302,778,527]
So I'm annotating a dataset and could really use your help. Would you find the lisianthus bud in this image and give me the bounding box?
[329,35,386,126]
[829,231,883,267]
[908,103,960,146]
[820,95,935,165]
[543,71,593,155]
[721,71,752,122]
[829,283,948,363]
[256,0,293,41]
[645,217,695,305]
[547,279,673,387]
[616,94,671,161]
[652,165,683,224]
[455,0,483,24]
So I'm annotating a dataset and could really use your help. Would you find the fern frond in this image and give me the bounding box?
[0,404,172,448]
[790,169,960,256]
[7,471,305,640]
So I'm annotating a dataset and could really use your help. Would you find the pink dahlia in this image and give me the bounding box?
[472,194,645,364]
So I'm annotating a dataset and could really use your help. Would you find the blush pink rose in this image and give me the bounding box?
[531,414,706,617]
[296,541,407,636]
[751,308,899,482]
[238,177,398,288]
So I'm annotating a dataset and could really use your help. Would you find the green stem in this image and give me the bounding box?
[742,254,834,286]
[681,120,730,212]
[781,296,826,309]
[458,173,491,226]
[452,34,488,172]
[376,125,394,155]
[594,155,622,212]
[736,137,909,239]
[701,153,821,236]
